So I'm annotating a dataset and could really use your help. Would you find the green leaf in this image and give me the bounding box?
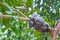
[25,0,32,7]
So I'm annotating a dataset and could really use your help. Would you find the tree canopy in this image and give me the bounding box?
[0,0,60,40]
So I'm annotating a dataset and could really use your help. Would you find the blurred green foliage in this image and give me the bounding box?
[0,0,60,40]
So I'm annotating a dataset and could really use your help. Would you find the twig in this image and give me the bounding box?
[0,15,29,21]
[0,2,28,18]
[12,8,28,18]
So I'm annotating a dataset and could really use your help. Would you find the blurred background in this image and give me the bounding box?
[0,0,60,40]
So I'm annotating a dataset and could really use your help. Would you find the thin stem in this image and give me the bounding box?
[0,15,29,21]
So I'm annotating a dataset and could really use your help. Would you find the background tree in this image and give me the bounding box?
[0,0,60,40]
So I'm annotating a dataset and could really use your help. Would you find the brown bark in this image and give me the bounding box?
[51,20,60,40]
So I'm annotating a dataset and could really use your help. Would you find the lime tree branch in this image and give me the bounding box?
[0,2,28,18]
[0,15,29,21]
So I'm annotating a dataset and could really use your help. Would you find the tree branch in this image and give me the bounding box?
[51,20,60,40]
[0,15,29,21]
[0,2,28,18]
